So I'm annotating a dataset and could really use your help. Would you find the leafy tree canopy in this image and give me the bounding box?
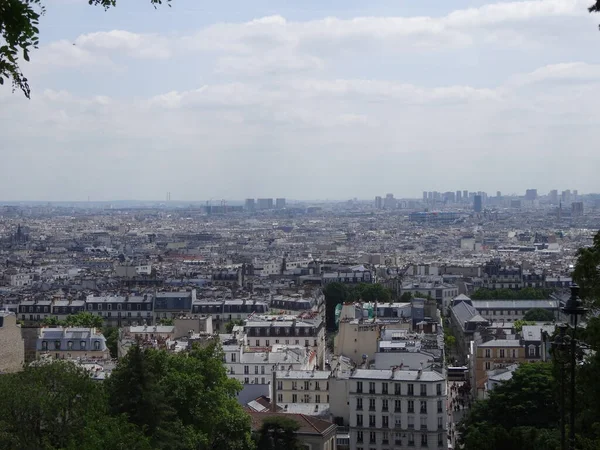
[523,308,555,322]
[253,416,303,450]
[0,0,171,99]
[42,311,103,329]
[573,230,600,309]
[470,287,552,300]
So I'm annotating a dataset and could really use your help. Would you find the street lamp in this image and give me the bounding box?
[561,283,588,450]
[549,323,569,450]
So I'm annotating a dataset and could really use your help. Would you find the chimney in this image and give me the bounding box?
[271,371,277,412]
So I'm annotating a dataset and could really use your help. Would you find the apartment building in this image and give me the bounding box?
[86,294,154,326]
[0,312,25,373]
[473,339,526,399]
[347,367,447,450]
[243,314,326,367]
[471,299,559,322]
[192,299,269,331]
[36,327,110,360]
[273,369,330,407]
[223,343,316,385]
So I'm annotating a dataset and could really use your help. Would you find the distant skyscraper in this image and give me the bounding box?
[572,201,584,217]
[463,190,468,201]
[422,192,428,201]
[257,198,274,210]
[244,198,255,211]
[375,196,383,209]
[275,198,286,209]
[562,190,571,204]
[549,190,558,204]
[525,189,538,201]
[384,193,396,209]
[456,190,462,202]
[473,195,483,213]
[573,190,578,199]
[496,191,501,198]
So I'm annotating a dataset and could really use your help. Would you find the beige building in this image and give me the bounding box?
[249,411,337,450]
[335,318,410,365]
[0,312,25,373]
[273,369,330,414]
[473,339,526,398]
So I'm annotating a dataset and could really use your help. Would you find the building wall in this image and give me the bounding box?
[348,376,447,450]
[335,322,380,365]
[275,374,330,404]
[0,314,25,373]
[474,344,526,399]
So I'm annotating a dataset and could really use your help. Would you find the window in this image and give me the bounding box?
[357,398,363,410]
[244,377,249,384]
[420,384,427,396]
[369,398,376,411]
[395,417,401,429]
[357,381,363,393]
[382,416,389,428]
[244,366,249,374]
[395,383,401,395]
[485,349,491,358]
[437,400,443,413]
[277,381,282,390]
[408,400,414,413]
[512,348,517,358]
[266,340,270,346]
[94,341,100,350]
[277,394,283,403]
[357,431,363,443]
[421,433,428,446]
[500,349,506,358]
[382,430,389,444]
[408,432,415,446]
[407,384,414,396]
[67,341,73,350]
[304,394,310,403]
[316,394,321,403]
[436,383,442,396]
[395,432,402,445]
[54,341,61,350]
[255,366,259,374]
[292,381,298,390]
[420,400,427,414]
[382,383,388,394]
[369,431,376,444]
[304,381,310,390]
[117,303,122,310]
[255,340,260,346]
[529,345,535,357]
[407,416,414,429]
[81,341,86,350]
[438,417,443,429]
[394,400,401,412]
[97,304,102,311]
[369,382,376,394]
[369,415,376,427]
[41,341,48,350]
[315,381,320,390]
[292,394,297,402]
[420,416,427,430]
[261,366,265,374]
[438,433,444,447]
[485,361,491,370]
[382,399,388,411]
[231,353,236,362]
[107,304,112,310]
[356,414,363,427]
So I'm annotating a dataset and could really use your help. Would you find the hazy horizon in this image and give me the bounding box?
[1,0,599,201]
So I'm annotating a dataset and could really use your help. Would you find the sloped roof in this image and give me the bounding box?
[248,412,336,435]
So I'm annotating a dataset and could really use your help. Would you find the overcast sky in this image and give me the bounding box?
[1,0,599,201]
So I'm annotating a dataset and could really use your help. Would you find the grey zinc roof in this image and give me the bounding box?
[479,339,521,348]
[351,368,445,382]
[471,300,559,310]
[451,301,479,326]
[521,324,556,342]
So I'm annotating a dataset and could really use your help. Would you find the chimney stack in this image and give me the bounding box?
[271,371,277,412]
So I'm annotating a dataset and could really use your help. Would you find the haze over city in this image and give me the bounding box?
[1,0,599,201]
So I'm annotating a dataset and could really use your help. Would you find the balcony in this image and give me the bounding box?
[420,408,427,414]
[395,423,402,429]
[395,440,402,445]
[421,424,428,430]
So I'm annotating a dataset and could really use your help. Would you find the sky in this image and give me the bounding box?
[1,0,599,201]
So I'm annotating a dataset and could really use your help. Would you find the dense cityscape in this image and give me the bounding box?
[1,187,599,449]
[2,0,600,449]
